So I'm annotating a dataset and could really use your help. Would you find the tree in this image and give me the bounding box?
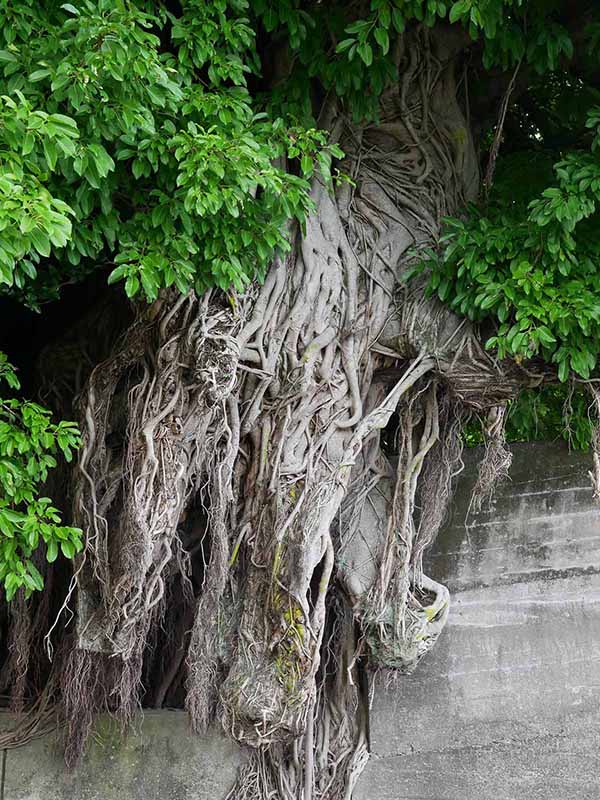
[0,1,599,797]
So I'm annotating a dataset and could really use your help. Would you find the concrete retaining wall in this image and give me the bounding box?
[0,712,242,800]
[2,442,598,799]
[355,441,600,800]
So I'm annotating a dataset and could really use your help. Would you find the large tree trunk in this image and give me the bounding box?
[2,26,547,799]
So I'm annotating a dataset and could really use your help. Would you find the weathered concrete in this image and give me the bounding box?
[355,442,600,800]
[1,711,243,800]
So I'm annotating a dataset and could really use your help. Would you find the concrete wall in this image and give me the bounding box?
[0,712,243,800]
[355,441,600,800]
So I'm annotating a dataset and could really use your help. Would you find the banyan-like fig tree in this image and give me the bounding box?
[0,1,599,797]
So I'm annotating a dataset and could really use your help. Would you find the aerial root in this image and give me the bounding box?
[470,405,512,514]
[586,384,600,499]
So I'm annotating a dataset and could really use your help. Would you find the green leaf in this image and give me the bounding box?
[107,265,127,285]
[300,154,313,176]
[558,358,569,383]
[26,561,44,591]
[43,137,58,170]
[60,540,75,559]
[357,43,373,67]
[30,229,51,258]
[449,0,470,24]
[391,8,406,32]
[5,578,18,602]
[29,69,51,82]
[374,27,389,55]
[125,275,140,298]
[46,540,58,563]
[336,38,355,53]
[22,133,35,156]
[537,326,556,345]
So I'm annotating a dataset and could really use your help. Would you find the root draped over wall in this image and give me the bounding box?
[0,27,573,800]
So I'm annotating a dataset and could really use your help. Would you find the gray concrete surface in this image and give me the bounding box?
[355,441,600,800]
[0,711,243,800]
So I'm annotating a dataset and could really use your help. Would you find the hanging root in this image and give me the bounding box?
[226,595,369,800]
[3,594,32,714]
[62,648,108,767]
[586,384,600,499]
[413,393,465,574]
[185,399,239,732]
[471,405,512,514]
[59,289,244,758]
[347,380,454,674]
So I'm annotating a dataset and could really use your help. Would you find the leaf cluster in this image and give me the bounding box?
[332,0,575,117]
[0,0,587,306]
[0,353,82,600]
[0,0,343,306]
[420,107,600,383]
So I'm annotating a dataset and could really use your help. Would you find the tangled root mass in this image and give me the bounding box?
[2,29,593,800]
